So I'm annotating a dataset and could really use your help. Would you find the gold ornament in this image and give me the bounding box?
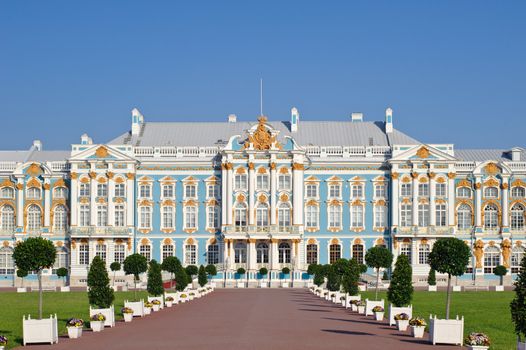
[95,146,109,158]
[243,116,281,150]
[416,146,430,158]
[485,163,499,175]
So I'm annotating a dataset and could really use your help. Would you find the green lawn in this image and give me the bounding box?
[0,291,148,349]
[362,290,515,350]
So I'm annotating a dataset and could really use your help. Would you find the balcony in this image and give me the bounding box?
[394,226,454,236]
[223,225,301,236]
[70,226,131,238]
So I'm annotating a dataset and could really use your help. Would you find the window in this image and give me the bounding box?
[162,206,174,229]
[79,183,90,197]
[400,204,412,227]
[484,204,499,230]
[306,244,318,265]
[278,174,291,190]
[54,187,67,199]
[511,204,525,231]
[329,244,341,264]
[418,203,429,227]
[374,206,387,228]
[54,205,67,231]
[435,183,446,197]
[457,187,471,198]
[27,187,41,200]
[234,242,247,264]
[162,244,174,262]
[278,242,291,264]
[306,184,318,198]
[352,184,363,198]
[234,174,247,190]
[114,183,125,197]
[96,205,108,227]
[79,244,89,265]
[0,247,14,274]
[95,244,107,263]
[418,183,429,197]
[97,183,107,197]
[139,245,151,262]
[185,206,197,229]
[256,243,269,264]
[400,243,412,263]
[484,246,500,273]
[185,184,197,198]
[351,205,363,228]
[114,204,125,227]
[207,206,219,229]
[401,183,412,197]
[80,204,90,227]
[185,244,196,265]
[512,246,525,273]
[435,204,447,227]
[52,248,67,274]
[256,174,269,191]
[0,187,14,199]
[418,244,430,265]
[139,184,151,198]
[352,245,364,264]
[139,206,151,229]
[234,204,247,228]
[374,184,386,198]
[0,205,15,232]
[162,184,174,198]
[457,204,472,230]
[305,205,318,228]
[207,244,219,264]
[278,203,291,229]
[512,187,526,198]
[114,244,125,264]
[484,187,498,198]
[207,184,219,198]
[328,184,341,198]
[256,204,269,227]
[27,205,41,231]
[328,205,341,228]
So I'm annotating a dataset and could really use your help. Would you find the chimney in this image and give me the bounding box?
[511,147,523,161]
[32,140,42,151]
[81,133,92,145]
[291,107,299,132]
[351,112,363,122]
[385,107,393,133]
[228,114,237,123]
[132,108,144,135]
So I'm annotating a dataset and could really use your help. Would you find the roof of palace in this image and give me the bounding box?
[0,150,70,162]
[107,120,421,147]
[455,149,525,162]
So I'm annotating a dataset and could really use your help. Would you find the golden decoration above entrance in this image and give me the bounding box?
[416,146,430,159]
[243,116,281,151]
[95,146,109,158]
[485,163,499,175]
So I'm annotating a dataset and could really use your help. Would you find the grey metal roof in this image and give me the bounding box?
[0,150,70,163]
[108,120,420,147]
[454,149,525,162]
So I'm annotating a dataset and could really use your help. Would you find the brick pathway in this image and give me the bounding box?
[28,289,459,349]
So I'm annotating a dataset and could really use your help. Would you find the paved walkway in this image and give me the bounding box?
[29,289,459,349]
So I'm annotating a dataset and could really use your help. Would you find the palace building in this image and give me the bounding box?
[0,107,524,287]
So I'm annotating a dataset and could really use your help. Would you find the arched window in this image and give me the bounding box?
[0,205,15,232]
[27,205,41,231]
[0,187,14,199]
[329,244,341,264]
[256,204,269,228]
[26,187,41,200]
[256,242,269,264]
[139,206,151,229]
[53,205,67,232]
[484,204,499,230]
[139,244,151,262]
[0,247,14,274]
[278,203,291,229]
[185,206,197,229]
[484,246,500,273]
[162,206,174,229]
[511,204,525,231]
[95,243,107,262]
[234,242,247,264]
[352,244,364,264]
[457,204,472,230]
[278,242,291,264]
[234,203,247,229]
[305,205,318,228]
[185,244,196,265]
[484,187,498,199]
[512,187,525,198]
[418,244,430,265]
[207,244,219,264]
[162,244,174,262]
[457,187,471,198]
[400,243,412,263]
[52,247,68,274]
[306,244,318,265]
[512,246,525,273]
[53,187,67,199]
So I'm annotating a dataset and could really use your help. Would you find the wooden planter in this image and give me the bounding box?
[23,314,58,346]
[148,296,165,309]
[428,315,464,345]
[89,305,115,327]
[365,299,384,316]
[124,300,145,317]
[388,305,413,326]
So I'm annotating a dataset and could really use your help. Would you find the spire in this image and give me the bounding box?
[385,107,393,133]
[291,107,299,132]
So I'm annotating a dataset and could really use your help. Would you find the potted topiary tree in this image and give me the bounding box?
[110,262,121,290]
[494,265,507,292]
[281,267,291,288]
[198,265,208,288]
[16,269,28,293]
[123,253,148,317]
[259,267,268,288]
[205,264,217,288]
[313,264,326,290]
[428,237,470,345]
[364,246,392,316]
[341,258,361,308]
[236,267,246,288]
[56,267,69,292]
[511,253,526,350]
[387,254,413,327]
[147,260,164,310]
[161,256,179,290]
[428,268,437,292]
[88,256,115,328]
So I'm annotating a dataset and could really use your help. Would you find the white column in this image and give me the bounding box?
[292,163,304,226]
[411,238,418,266]
[391,174,399,227]
[271,239,279,270]
[221,165,227,225]
[447,174,455,227]
[126,174,134,227]
[108,176,115,226]
[44,182,51,228]
[70,174,78,226]
[475,177,482,227]
[292,239,299,268]
[226,164,233,225]
[228,240,234,269]
[412,174,419,226]
[248,239,257,270]
[502,177,510,228]
[270,163,277,225]
[429,177,436,227]
[16,180,24,228]
[248,163,255,225]
[90,174,97,225]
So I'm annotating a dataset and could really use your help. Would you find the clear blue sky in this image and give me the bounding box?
[1,1,524,150]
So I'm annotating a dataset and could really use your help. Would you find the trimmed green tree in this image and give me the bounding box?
[282,267,290,276]
[511,255,526,342]
[313,264,328,287]
[56,267,68,286]
[13,237,56,319]
[428,237,470,319]
[110,262,121,286]
[341,258,360,296]
[147,259,164,296]
[185,265,198,279]
[87,256,115,308]
[307,263,319,275]
[174,262,189,291]
[365,246,393,300]
[494,265,507,286]
[237,267,246,275]
[161,256,180,289]
[259,267,268,276]
[205,264,217,282]
[123,253,148,301]
[17,269,28,288]
[387,254,413,307]
[326,264,340,291]
[198,265,207,287]
[427,268,437,286]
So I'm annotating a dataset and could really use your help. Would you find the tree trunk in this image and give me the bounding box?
[38,270,43,319]
[134,276,138,301]
[375,268,380,301]
[445,273,452,319]
[500,275,503,286]
[113,271,116,286]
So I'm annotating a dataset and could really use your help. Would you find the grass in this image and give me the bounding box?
[0,290,148,349]
[362,290,515,350]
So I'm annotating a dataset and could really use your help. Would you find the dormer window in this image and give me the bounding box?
[26,187,41,200]
[139,184,151,198]
[484,187,498,199]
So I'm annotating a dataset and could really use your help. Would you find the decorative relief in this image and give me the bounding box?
[307,238,317,245]
[484,178,499,187]
[447,172,456,179]
[16,183,23,190]
[106,172,114,179]
[27,163,42,177]
[292,163,304,171]
[391,172,399,180]
[70,172,78,180]
[0,178,15,188]
[43,183,50,190]
[89,172,97,179]
[475,183,482,189]
[501,239,512,268]
[401,176,411,183]
[485,162,499,175]
[416,146,430,158]
[27,178,41,188]
[512,179,526,188]
[243,116,281,150]
[456,179,471,188]
[95,146,109,158]
[279,167,289,174]
[501,183,509,190]
[126,173,135,180]
[248,162,255,170]
[280,193,289,202]
[235,167,246,174]
[428,172,436,179]
[411,172,419,179]
[418,177,428,183]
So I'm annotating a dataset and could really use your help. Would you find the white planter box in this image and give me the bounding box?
[351,303,358,312]
[237,282,245,288]
[259,281,268,288]
[466,346,488,350]
[67,326,82,339]
[60,286,70,292]
[144,307,151,315]
[517,341,526,350]
[453,286,461,292]
[164,292,179,304]
[124,300,145,317]
[123,313,133,322]
[428,285,437,292]
[346,295,361,308]
[89,305,115,327]
[90,320,104,332]
[281,281,290,288]
[428,315,464,345]
[357,305,365,314]
[389,305,413,326]
[365,299,384,316]
[148,296,164,309]
[397,319,409,331]
[411,325,425,338]
[17,287,27,293]
[495,285,504,292]
[23,314,58,346]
